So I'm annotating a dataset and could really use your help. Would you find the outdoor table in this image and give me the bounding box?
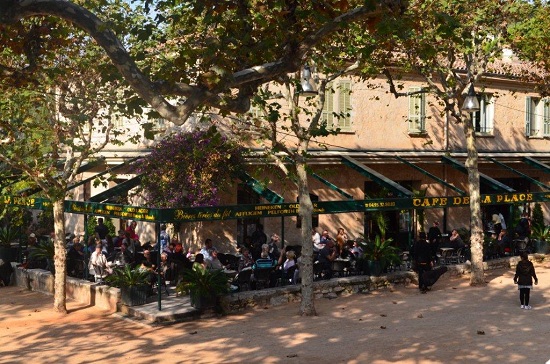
[439,247,455,265]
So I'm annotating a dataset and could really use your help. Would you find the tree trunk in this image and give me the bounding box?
[296,160,316,316]
[52,199,68,313]
[464,120,485,285]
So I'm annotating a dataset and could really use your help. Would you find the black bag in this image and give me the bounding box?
[422,266,448,287]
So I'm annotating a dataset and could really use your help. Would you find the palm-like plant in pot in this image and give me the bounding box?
[28,239,55,273]
[531,224,550,254]
[0,225,23,263]
[363,235,401,276]
[106,265,151,306]
[176,268,229,312]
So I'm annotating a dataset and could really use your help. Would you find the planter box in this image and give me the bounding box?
[190,293,217,311]
[534,240,549,254]
[367,260,382,276]
[120,285,149,306]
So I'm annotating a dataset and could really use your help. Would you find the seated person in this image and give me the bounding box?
[251,251,276,288]
[67,241,85,277]
[192,253,207,272]
[109,241,133,267]
[139,249,157,287]
[317,239,338,280]
[253,251,276,270]
[349,240,364,258]
[238,248,255,272]
[270,247,296,285]
[267,234,281,260]
[89,244,112,283]
[206,249,227,271]
[497,229,512,256]
[200,238,217,261]
[448,229,466,250]
[158,252,173,285]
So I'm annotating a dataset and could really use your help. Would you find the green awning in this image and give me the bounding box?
[395,156,465,195]
[237,171,284,204]
[486,157,550,191]
[310,171,354,200]
[441,156,515,193]
[88,175,142,203]
[523,157,550,175]
[283,156,353,200]
[341,156,413,198]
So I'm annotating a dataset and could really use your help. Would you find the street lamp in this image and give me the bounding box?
[462,83,480,113]
[300,65,318,96]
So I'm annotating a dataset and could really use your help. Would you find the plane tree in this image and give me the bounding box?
[0,0,144,312]
[0,0,406,315]
[371,0,530,284]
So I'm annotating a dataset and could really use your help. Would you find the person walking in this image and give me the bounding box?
[411,232,434,294]
[513,252,538,310]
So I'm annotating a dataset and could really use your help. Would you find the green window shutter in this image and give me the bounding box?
[338,81,351,129]
[408,87,424,132]
[322,82,334,126]
[525,96,532,136]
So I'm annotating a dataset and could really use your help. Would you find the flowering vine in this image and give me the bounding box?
[136,127,244,207]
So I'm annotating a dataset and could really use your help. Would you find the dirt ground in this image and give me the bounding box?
[1,262,550,364]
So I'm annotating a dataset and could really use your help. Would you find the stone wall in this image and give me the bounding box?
[221,256,539,314]
[11,264,120,312]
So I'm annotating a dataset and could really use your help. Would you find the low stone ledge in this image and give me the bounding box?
[220,255,546,314]
[11,263,120,313]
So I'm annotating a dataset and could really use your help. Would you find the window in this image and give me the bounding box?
[322,80,352,131]
[408,87,426,133]
[525,96,550,137]
[154,118,167,131]
[472,94,494,134]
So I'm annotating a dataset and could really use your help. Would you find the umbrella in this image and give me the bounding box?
[422,266,448,287]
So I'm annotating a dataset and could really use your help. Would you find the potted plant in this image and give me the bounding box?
[0,226,20,262]
[28,238,55,274]
[363,235,401,276]
[106,265,151,306]
[531,224,550,254]
[176,268,229,312]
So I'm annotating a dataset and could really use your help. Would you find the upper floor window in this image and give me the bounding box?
[525,96,550,138]
[472,94,494,135]
[408,87,426,133]
[322,80,352,132]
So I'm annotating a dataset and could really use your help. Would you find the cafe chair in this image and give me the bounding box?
[331,260,350,278]
[233,268,253,292]
[278,265,298,286]
[252,267,274,290]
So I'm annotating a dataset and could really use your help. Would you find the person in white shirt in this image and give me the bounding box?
[312,228,323,251]
[89,244,112,283]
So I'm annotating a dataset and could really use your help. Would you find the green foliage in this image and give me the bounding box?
[136,127,245,207]
[176,268,229,304]
[531,224,550,242]
[29,239,55,261]
[0,226,20,247]
[86,216,116,238]
[34,210,55,237]
[532,203,544,230]
[363,235,401,267]
[106,265,150,288]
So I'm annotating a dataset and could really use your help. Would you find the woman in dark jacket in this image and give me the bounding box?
[513,252,538,310]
